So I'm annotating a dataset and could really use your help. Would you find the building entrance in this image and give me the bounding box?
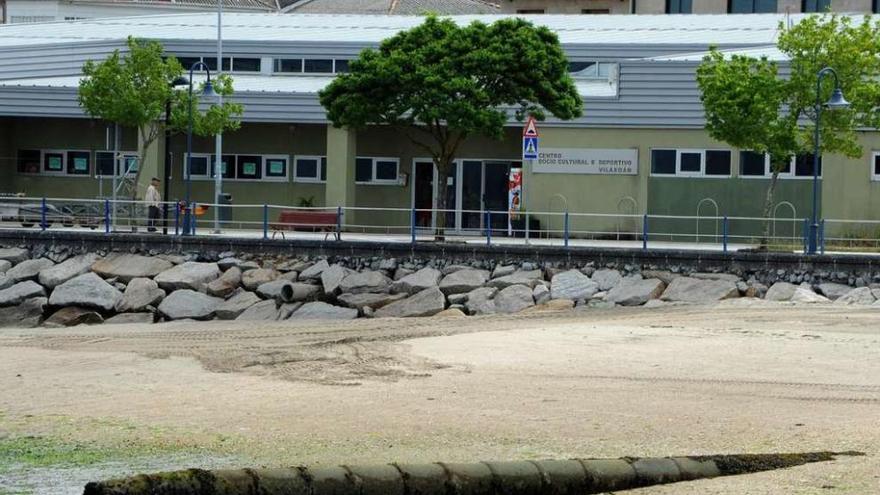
[411,159,518,233]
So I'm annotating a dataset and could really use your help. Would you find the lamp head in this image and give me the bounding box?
[825,88,850,110]
[202,80,217,99]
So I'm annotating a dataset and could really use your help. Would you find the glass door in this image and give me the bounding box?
[460,160,483,233]
[484,161,511,234]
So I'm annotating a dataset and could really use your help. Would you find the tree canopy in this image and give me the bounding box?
[319,16,583,231]
[79,37,243,200]
[696,14,880,245]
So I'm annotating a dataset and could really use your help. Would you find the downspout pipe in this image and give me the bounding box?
[84,452,859,495]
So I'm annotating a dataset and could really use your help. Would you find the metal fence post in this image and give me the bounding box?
[525,211,530,244]
[336,206,342,241]
[410,208,416,244]
[486,211,492,247]
[819,219,826,255]
[104,199,111,234]
[174,203,180,236]
[722,215,729,253]
[564,211,570,248]
[642,214,648,250]
[40,197,47,231]
[190,202,197,236]
[803,218,809,253]
[262,204,268,240]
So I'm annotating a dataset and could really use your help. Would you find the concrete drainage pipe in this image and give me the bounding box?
[83,452,860,495]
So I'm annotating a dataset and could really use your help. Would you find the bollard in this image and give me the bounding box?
[564,211,570,248]
[263,204,269,240]
[819,219,825,254]
[642,214,649,250]
[486,211,492,247]
[722,215,729,253]
[40,197,47,231]
[410,208,416,244]
[336,206,343,242]
[104,200,111,234]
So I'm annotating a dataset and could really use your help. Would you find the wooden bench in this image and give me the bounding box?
[270,209,339,240]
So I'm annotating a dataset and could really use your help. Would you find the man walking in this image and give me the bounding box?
[145,177,161,233]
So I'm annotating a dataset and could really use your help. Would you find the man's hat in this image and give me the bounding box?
[151,177,160,182]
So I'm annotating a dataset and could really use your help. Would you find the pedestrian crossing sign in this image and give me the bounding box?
[523,136,539,160]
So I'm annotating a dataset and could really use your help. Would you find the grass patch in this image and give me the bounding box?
[0,435,112,471]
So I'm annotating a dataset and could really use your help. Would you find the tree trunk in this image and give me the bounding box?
[759,166,782,250]
[433,157,453,241]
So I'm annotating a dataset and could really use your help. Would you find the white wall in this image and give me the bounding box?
[4,0,267,23]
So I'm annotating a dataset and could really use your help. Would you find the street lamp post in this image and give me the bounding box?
[163,76,189,235]
[183,62,216,236]
[213,0,224,234]
[809,67,850,254]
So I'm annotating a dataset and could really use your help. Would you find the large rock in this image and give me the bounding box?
[491,265,516,279]
[339,271,391,295]
[488,270,544,290]
[661,277,739,303]
[38,253,100,289]
[337,292,407,311]
[299,260,329,280]
[521,298,575,313]
[439,269,490,295]
[91,254,173,282]
[206,266,242,298]
[291,301,358,320]
[217,257,250,271]
[390,267,442,295]
[0,260,12,274]
[277,302,304,320]
[0,297,46,328]
[0,247,29,265]
[533,284,551,305]
[215,290,261,320]
[640,270,680,285]
[790,287,830,304]
[241,268,280,291]
[833,287,877,306]
[550,270,598,301]
[321,264,350,295]
[494,285,535,314]
[691,272,741,282]
[6,258,55,283]
[235,299,280,321]
[464,287,497,315]
[817,283,853,301]
[49,273,122,312]
[0,275,12,291]
[104,312,155,325]
[375,287,446,318]
[0,281,46,307]
[606,277,666,306]
[43,306,103,327]
[591,269,622,291]
[764,282,798,302]
[154,262,220,291]
[434,308,467,318]
[157,290,222,320]
[116,278,165,313]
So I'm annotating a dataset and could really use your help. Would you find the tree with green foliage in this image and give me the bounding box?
[78,37,243,201]
[319,16,582,234]
[696,14,880,247]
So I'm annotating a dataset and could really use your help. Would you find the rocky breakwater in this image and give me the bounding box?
[0,245,879,328]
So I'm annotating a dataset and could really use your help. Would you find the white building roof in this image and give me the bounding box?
[0,12,851,49]
[647,45,787,62]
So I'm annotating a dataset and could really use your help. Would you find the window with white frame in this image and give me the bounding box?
[872,152,880,181]
[651,149,731,177]
[274,58,351,75]
[16,149,95,177]
[739,152,822,178]
[355,157,399,184]
[42,150,66,175]
[568,61,616,79]
[174,55,261,73]
[294,156,327,183]
[95,151,139,178]
[184,153,212,179]
[185,153,289,181]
